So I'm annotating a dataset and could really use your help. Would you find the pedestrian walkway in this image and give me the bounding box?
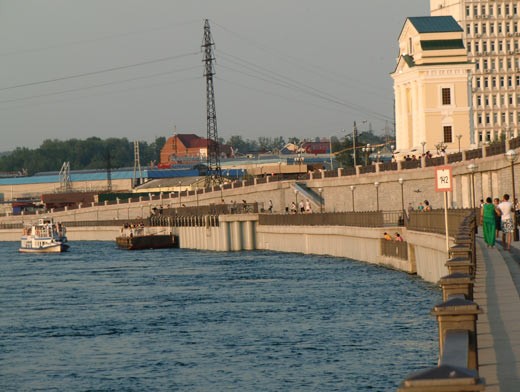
[474,235,520,391]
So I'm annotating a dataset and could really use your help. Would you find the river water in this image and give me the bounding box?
[0,241,440,391]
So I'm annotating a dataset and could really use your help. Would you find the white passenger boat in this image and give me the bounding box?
[19,217,69,253]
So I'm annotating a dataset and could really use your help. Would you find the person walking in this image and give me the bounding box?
[481,197,497,247]
[494,197,501,239]
[497,194,514,251]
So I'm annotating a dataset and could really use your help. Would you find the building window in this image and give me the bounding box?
[443,126,453,143]
[442,88,451,105]
[466,5,470,17]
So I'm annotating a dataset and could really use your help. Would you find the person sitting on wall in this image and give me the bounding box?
[394,233,404,242]
[383,232,392,241]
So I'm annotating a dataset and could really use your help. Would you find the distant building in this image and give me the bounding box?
[159,133,230,167]
[431,0,520,143]
[391,16,474,155]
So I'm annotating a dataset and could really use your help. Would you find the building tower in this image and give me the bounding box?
[391,16,474,155]
[202,19,222,186]
[431,0,520,144]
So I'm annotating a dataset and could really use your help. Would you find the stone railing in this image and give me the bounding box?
[398,211,485,391]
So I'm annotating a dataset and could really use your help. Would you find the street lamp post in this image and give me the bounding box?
[374,182,380,211]
[195,185,199,214]
[362,144,374,166]
[350,185,356,212]
[318,187,323,213]
[178,180,182,207]
[421,141,426,155]
[456,134,462,153]
[294,189,299,213]
[398,178,405,213]
[219,183,224,201]
[467,163,477,209]
[505,149,518,241]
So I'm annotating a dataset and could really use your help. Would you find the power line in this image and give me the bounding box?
[0,51,199,91]
[211,20,393,101]
[0,75,201,111]
[0,65,200,105]
[0,20,201,57]
[217,58,393,123]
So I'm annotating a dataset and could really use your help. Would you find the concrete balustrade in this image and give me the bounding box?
[445,256,473,276]
[432,297,481,370]
[438,273,474,302]
[400,213,485,390]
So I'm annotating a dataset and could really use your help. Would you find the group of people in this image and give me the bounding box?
[383,232,404,242]
[289,199,313,214]
[481,194,516,250]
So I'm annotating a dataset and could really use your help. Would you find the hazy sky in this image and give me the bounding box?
[0,0,428,151]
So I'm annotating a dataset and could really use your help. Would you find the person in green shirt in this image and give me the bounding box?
[481,197,499,247]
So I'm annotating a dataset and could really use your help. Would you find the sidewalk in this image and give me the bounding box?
[474,234,520,391]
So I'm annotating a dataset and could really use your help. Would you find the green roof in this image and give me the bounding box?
[402,55,415,68]
[421,39,465,50]
[408,16,463,33]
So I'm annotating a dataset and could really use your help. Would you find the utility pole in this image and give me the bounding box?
[202,19,222,187]
[352,121,358,166]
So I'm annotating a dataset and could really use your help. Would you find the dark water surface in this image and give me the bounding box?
[0,241,440,391]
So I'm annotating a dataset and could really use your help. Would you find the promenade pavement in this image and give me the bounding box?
[475,232,520,391]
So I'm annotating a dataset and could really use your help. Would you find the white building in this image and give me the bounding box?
[431,0,520,143]
[391,16,474,155]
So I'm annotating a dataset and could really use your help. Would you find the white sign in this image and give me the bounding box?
[435,166,453,192]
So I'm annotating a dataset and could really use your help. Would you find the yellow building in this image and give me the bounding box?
[392,16,474,156]
[431,0,520,143]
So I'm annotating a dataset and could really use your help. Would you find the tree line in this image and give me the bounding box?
[0,131,390,176]
[0,137,166,176]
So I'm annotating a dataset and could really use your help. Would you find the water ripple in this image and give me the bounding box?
[0,241,440,391]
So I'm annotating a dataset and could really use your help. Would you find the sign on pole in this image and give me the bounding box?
[435,166,453,192]
[435,166,453,253]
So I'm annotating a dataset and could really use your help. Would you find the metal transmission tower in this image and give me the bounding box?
[133,140,143,188]
[58,161,72,192]
[202,19,222,186]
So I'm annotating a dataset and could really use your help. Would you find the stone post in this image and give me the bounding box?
[445,256,473,276]
[398,365,484,391]
[337,168,343,177]
[431,297,481,370]
[482,143,487,158]
[355,165,361,176]
[438,272,474,301]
